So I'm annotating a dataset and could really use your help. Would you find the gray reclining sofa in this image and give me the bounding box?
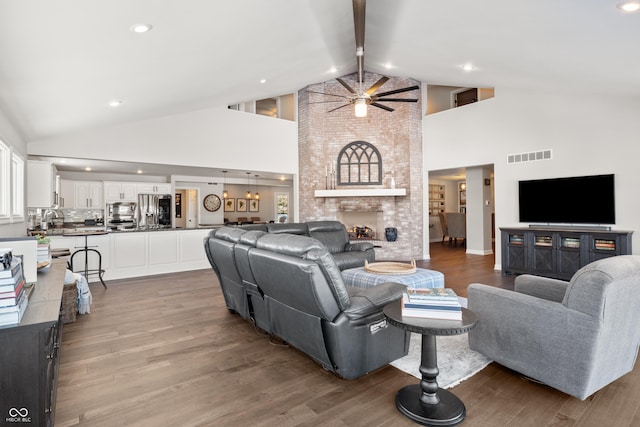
[240,220,376,270]
[204,226,409,380]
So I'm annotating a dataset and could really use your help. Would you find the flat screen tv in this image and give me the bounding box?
[518,174,615,225]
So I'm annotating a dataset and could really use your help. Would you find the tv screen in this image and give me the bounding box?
[518,174,615,224]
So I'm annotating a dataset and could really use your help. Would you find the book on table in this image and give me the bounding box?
[0,257,21,279]
[401,292,462,320]
[0,291,29,326]
[0,280,25,307]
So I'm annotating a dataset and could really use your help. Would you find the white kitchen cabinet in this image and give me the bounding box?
[104,182,137,202]
[136,183,172,194]
[58,179,75,208]
[27,160,58,208]
[74,181,103,209]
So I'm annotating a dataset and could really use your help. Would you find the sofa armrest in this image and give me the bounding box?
[343,282,406,320]
[345,241,375,252]
[514,274,569,302]
[467,283,599,384]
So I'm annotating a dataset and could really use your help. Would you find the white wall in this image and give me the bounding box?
[27,106,299,175]
[424,88,640,268]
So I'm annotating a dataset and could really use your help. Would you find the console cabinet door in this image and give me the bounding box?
[530,232,555,277]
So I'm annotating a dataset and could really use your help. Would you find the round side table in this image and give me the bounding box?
[384,300,478,426]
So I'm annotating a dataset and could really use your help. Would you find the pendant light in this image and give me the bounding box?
[245,172,252,199]
[254,174,260,200]
[222,170,228,199]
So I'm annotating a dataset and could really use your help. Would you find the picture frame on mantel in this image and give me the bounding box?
[236,198,247,212]
[224,198,235,212]
[249,199,259,212]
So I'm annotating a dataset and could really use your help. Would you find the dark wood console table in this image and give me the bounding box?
[384,300,478,426]
[0,258,66,426]
[501,227,633,280]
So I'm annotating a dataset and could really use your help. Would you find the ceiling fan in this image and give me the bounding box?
[308,0,419,117]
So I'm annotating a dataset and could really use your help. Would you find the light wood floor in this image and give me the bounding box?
[56,244,640,426]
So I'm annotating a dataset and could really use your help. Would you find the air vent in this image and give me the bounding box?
[507,149,552,164]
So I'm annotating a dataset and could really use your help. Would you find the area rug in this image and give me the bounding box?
[389,297,492,389]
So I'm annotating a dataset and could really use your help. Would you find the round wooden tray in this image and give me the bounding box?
[364,259,416,275]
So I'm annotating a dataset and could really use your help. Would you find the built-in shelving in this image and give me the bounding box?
[314,189,406,198]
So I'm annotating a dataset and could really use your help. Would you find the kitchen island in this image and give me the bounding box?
[47,227,218,283]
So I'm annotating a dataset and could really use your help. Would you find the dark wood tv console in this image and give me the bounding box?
[501,227,633,280]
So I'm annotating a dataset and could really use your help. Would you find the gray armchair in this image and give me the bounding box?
[468,255,640,400]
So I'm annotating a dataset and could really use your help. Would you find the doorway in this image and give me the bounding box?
[428,165,495,258]
[174,188,199,228]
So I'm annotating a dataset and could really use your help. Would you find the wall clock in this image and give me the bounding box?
[203,194,221,212]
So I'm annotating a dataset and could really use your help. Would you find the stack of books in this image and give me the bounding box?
[401,288,462,320]
[0,255,28,326]
[37,243,51,269]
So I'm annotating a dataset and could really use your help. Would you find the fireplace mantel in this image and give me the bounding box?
[314,189,407,198]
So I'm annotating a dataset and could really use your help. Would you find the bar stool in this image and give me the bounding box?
[66,231,108,289]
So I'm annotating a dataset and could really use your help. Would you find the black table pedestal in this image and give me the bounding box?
[395,335,465,426]
[383,301,477,427]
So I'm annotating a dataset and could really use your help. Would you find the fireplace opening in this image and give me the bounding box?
[347,226,376,240]
[338,210,384,241]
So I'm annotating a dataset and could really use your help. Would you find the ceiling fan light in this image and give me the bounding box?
[618,1,640,11]
[355,99,367,117]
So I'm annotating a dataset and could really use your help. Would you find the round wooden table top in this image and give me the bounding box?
[383,299,478,336]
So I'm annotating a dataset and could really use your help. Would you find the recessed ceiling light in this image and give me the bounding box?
[328,67,338,73]
[461,63,475,72]
[137,170,143,174]
[85,167,92,171]
[108,99,124,107]
[617,1,640,12]
[259,79,267,84]
[384,62,393,69]
[130,23,153,33]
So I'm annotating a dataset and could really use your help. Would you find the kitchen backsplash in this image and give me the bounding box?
[27,208,104,229]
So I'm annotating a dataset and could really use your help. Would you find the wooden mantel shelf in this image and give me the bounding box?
[314,188,407,197]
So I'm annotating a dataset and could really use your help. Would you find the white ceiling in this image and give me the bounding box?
[2,0,639,175]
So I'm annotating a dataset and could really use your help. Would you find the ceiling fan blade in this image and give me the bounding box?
[336,78,358,95]
[371,102,394,112]
[306,90,351,99]
[374,85,420,98]
[327,103,352,113]
[365,76,389,95]
[373,97,418,103]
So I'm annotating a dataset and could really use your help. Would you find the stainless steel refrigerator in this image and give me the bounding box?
[137,194,172,229]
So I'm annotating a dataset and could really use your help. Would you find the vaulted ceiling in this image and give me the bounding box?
[1,0,638,143]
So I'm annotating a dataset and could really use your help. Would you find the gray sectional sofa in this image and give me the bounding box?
[203,225,409,380]
[239,220,376,270]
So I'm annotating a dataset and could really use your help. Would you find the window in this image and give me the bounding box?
[337,141,382,185]
[0,140,9,221]
[11,152,24,219]
[0,138,25,224]
[275,192,289,223]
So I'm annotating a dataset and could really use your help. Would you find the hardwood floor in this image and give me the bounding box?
[55,244,640,426]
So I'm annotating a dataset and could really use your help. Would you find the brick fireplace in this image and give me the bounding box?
[298,72,424,261]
